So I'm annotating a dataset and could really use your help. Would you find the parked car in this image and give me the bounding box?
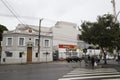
[66,56,82,62]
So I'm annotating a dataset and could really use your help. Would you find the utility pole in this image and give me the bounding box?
[111,0,116,19]
[38,18,43,62]
[111,0,120,22]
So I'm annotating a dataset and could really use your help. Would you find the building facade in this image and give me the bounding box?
[0,24,53,64]
[52,21,82,60]
[0,21,92,64]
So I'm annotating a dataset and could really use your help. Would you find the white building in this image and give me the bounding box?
[0,24,53,64]
[52,21,82,60]
[86,49,101,56]
[1,21,91,63]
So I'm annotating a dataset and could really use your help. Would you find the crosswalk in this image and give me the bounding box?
[58,68,120,80]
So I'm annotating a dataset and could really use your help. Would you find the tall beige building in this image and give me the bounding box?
[52,21,82,60]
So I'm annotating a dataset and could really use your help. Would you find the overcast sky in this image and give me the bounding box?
[0,0,120,30]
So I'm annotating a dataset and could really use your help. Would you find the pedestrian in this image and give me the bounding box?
[88,55,91,65]
[91,57,95,69]
[88,55,90,61]
[85,57,88,66]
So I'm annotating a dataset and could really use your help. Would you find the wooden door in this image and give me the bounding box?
[27,47,32,62]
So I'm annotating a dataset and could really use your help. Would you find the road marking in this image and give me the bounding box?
[72,68,117,72]
[68,71,117,74]
[64,72,120,77]
[68,68,117,75]
[58,68,120,80]
[102,78,120,80]
[58,75,120,80]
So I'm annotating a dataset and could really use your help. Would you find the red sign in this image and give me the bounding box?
[59,44,76,48]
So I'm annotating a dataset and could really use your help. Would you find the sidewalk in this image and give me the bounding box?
[81,59,120,71]
[98,60,120,72]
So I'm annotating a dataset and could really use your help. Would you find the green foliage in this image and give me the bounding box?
[80,14,120,49]
[0,24,8,33]
[0,24,8,41]
[79,13,120,64]
[88,46,100,49]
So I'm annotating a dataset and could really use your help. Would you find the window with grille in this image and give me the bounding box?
[7,38,12,46]
[35,39,39,46]
[44,39,49,47]
[5,51,12,57]
[19,38,25,46]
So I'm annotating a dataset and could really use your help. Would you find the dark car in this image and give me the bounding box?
[66,56,82,62]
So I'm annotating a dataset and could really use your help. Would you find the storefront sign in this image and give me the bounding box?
[59,44,76,48]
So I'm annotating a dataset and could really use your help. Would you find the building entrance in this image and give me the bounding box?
[27,47,32,62]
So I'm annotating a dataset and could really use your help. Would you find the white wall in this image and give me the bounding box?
[58,48,67,59]
[52,21,80,46]
[1,51,26,64]
[39,51,53,62]
[1,49,53,64]
[1,25,53,64]
[86,49,100,56]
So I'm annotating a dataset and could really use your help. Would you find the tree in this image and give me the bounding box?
[0,24,8,41]
[79,14,120,64]
[0,24,8,59]
[0,24,8,51]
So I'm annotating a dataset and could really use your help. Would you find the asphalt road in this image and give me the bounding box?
[0,60,120,80]
[0,61,80,80]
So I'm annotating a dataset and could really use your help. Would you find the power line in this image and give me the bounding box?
[0,0,57,26]
[4,0,21,19]
[1,0,39,20]
[0,13,57,25]
[1,0,25,25]
[0,13,38,20]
